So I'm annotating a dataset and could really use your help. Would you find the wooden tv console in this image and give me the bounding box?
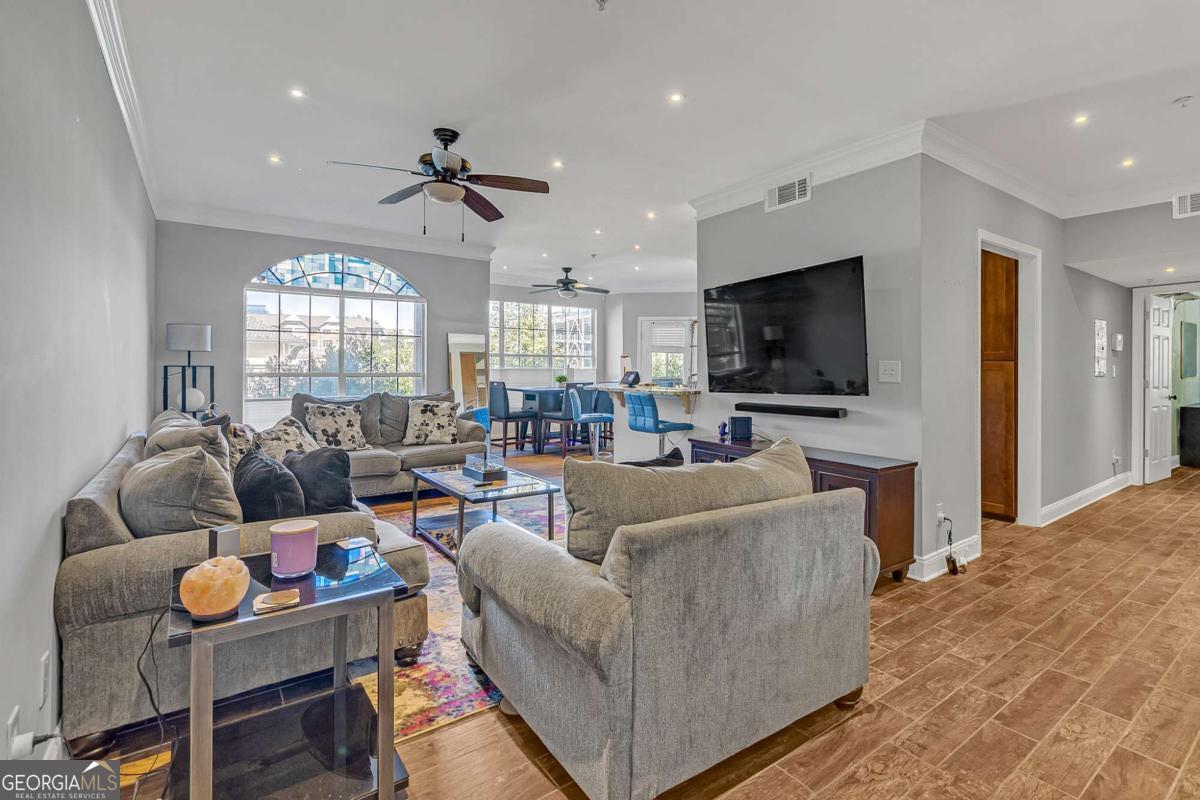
[688,438,917,581]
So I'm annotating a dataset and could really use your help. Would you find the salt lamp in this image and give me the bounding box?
[180,555,250,621]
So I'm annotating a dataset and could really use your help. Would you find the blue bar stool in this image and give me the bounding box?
[569,388,615,460]
[541,382,588,456]
[594,388,615,450]
[488,381,537,457]
[627,392,693,456]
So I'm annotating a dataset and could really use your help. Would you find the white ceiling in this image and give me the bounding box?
[113,0,1200,292]
[1069,250,1200,288]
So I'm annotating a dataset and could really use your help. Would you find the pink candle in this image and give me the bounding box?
[269,519,318,578]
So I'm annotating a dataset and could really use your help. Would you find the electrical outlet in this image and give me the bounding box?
[878,360,902,384]
[936,503,945,525]
[1111,363,1118,378]
[6,706,18,759]
[39,651,50,709]
[1112,449,1121,465]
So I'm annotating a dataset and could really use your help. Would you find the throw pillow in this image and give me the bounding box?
[402,399,460,446]
[283,448,356,515]
[304,403,369,451]
[148,408,198,438]
[200,412,231,429]
[145,424,231,474]
[233,449,306,523]
[290,392,382,444]
[379,391,454,444]
[218,419,258,473]
[565,437,813,565]
[620,447,685,468]
[254,416,320,461]
[119,446,241,538]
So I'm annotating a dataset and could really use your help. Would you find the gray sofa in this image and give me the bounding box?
[457,440,877,800]
[288,391,487,497]
[53,432,431,743]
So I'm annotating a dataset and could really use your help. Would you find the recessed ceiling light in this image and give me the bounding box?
[288,87,307,99]
[594,228,603,235]
[1121,158,1135,168]
[667,92,685,104]
[633,244,640,251]
[1073,113,1088,126]
[502,265,508,270]
[1165,266,1177,273]
[588,275,594,280]
[267,153,284,165]
[645,210,656,220]
[541,252,548,258]
[634,265,640,271]
[551,159,564,169]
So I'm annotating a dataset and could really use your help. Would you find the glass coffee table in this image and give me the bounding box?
[410,464,560,561]
[166,541,408,800]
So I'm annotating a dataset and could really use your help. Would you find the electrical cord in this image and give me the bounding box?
[121,604,178,792]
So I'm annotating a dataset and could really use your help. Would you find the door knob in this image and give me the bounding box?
[1170,395,1179,401]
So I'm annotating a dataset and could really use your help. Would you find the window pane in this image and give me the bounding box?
[344,298,371,333]
[344,333,370,372]
[246,375,278,399]
[397,302,422,336]
[310,295,340,331]
[488,301,500,328]
[503,329,520,354]
[397,337,418,372]
[246,291,279,329]
[372,335,397,372]
[372,376,399,393]
[532,329,548,354]
[373,299,398,334]
[311,333,340,372]
[397,376,418,395]
[245,330,278,373]
[311,376,338,397]
[279,330,309,372]
[281,376,309,397]
[345,376,372,396]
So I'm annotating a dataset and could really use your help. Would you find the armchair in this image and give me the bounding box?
[458,487,877,800]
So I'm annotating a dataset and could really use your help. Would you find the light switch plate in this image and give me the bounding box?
[878,360,902,383]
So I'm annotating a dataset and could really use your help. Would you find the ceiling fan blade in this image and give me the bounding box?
[528,287,558,294]
[329,160,423,175]
[378,182,429,205]
[529,284,559,288]
[467,175,550,193]
[462,185,504,222]
[576,286,610,294]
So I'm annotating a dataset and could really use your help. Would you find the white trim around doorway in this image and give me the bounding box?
[975,230,1043,527]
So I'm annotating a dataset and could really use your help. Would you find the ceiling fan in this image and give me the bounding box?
[531,267,609,299]
[329,127,548,223]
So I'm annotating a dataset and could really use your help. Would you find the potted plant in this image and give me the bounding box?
[554,374,568,386]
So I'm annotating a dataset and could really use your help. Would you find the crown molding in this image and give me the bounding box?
[157,201,495,261]
[1060,170,1200,218]
[86,0,159,214]
[920,121,1066,218]
[689,121,926,220]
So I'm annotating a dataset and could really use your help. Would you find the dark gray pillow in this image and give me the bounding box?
[289,392,381,444]
[148,408,198,438]
[283,448,356,515]
[145,424,231,474]
[233,449,305,523]
[378,391,454,443]
[119,447,241,538]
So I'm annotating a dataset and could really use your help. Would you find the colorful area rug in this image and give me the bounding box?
[356,491,569,741]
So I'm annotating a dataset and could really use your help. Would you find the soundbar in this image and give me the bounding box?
[733,402,848,418]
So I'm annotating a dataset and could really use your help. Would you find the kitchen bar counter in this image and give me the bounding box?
[595,382,702,414]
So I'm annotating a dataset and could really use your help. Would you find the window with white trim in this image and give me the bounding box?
[244,254,424,427]
[639,318,696,385]
[488,300,594,370]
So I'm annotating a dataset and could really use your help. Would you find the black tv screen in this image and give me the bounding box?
[704,257,868,395]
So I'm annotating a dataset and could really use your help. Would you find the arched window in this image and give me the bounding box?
[244,253,425,427]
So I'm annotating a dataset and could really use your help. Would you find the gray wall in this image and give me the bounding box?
[920,156,1131,555]
[0,0,155,754]
[1065,202,1200,262]
[155,222,491,421]
[695,155,924,467]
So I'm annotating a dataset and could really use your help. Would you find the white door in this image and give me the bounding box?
[1146,295,1174,483]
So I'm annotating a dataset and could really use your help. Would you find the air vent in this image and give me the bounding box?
[1174,192,1200,219]
[764,174,811,213]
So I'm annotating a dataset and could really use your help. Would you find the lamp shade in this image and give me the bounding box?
[166,323,212,352]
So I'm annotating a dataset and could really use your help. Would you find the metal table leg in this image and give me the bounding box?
[410,474,419,538]
[376,597,396,800]
[332,615,347,687]
[189,637,214,800]
[547,493,555,540]
[492,500,498,522]
[456,498,466,550]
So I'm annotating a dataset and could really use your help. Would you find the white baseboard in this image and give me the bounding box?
[1038,471,1131,526]
[1171,455,1181,470]
[906,534,982,582]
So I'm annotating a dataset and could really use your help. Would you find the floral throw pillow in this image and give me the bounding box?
[254,416,320,461]
[221,420,258,473]
[402,399,460,446]
[304,403,369,451]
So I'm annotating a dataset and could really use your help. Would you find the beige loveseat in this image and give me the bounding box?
[53,431,430,744]
[289,391,487,497]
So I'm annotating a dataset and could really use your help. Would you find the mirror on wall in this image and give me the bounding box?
[448,333,488,410]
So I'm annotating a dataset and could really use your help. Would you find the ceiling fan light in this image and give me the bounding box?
[423,181,466,204]
[557,288,578,299]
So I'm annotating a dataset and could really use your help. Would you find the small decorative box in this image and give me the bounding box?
[463,453,507,483]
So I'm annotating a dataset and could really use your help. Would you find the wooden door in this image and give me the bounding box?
[981,250,1018,520]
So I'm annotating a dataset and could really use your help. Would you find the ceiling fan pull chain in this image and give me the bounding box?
[461,201,466,243]
[422,194,427,236]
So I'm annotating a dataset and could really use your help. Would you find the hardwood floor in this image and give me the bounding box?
[115,458,1200,799]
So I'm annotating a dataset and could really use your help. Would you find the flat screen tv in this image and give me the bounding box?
[703,256,868,395]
